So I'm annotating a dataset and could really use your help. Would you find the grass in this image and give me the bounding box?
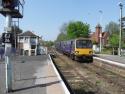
[101,48,112,55]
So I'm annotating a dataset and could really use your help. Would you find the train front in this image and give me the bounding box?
[74,38,93,62]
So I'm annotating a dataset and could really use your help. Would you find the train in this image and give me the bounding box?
[55,38,93,62]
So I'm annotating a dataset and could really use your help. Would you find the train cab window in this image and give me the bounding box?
[76,40,92,48]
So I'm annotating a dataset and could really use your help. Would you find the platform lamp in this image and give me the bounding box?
[118,2,123,56]
[99,10,103,53]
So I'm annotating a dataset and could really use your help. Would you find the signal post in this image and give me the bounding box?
[0,0,24,92]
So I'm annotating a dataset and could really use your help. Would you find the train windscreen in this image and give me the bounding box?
[76,40,92,48]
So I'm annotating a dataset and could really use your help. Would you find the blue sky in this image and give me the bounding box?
[0,0,125,41]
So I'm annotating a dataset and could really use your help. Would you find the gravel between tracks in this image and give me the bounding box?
[53,52,125,94]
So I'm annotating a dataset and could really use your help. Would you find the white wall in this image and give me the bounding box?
[18,36,39,56]
[93,44,99,53]
[23,43,30,50]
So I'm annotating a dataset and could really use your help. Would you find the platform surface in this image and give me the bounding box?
[0,55,67,94]
[95,54,125,64]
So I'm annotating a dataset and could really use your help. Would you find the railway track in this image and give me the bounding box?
[53,52,125,94]
[82,62,125,91]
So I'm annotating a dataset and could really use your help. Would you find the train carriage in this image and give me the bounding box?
[55,38,93,62]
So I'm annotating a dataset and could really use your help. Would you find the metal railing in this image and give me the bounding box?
[16,0,25,17]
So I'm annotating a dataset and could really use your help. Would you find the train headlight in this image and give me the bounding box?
[75,51,79,54]
[89,51,93,54]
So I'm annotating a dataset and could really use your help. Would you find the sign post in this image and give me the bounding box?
[0,0,25,92]
[2,33,13,43]
[4,14,12,92]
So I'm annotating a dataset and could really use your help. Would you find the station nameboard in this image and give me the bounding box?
[2,33,13,43]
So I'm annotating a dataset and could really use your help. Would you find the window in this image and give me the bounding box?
[31,45,36,49]
[76,40,92,48]
[24,37,29,43]
[20,37,23,40]
[19,37,24,42]
[30,37,36,45]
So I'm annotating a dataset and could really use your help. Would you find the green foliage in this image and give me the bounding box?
[101,48,112,54]
[56,21,90,42]
[109,33,119,48]
[92,38,98,44]
[43,41,54,47]
[105,21,119,35]
[67,21,90,39]
[60,23,67,34]
[56,32,68,42]
[122,41,125,48]
[56,23,68,42]
[122,31,125,48]
[105,21,120,48]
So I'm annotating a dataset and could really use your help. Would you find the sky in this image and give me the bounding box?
[0,0,125,41]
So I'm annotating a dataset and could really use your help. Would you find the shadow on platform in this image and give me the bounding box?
[15,75,57,81]
[10,80,60,93]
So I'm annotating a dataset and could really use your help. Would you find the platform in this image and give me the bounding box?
[94,54,125,68]
[0,55,70,94]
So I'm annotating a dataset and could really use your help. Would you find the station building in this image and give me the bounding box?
[17,31,39,56]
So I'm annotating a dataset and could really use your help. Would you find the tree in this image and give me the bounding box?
[66,21,90,39]
[105,21,119,35]
[109,33,119,47]
[108,33,119,55]
[105,21,120,55]
[42,41,54,47]
[56,21,90,42]
[56,32,68,42]
[60,23,67,34]
[56,23,68,41]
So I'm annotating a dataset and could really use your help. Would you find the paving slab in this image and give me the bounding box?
[95,54,125,64]
[0,61,6,94]
[0,55,68,94]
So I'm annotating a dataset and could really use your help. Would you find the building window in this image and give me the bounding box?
[30,37,36,45]
[31,45,36,49]
[31,50,35,56]
[20,37,23,40]
[19,37,24,42]
[25,37,29,43]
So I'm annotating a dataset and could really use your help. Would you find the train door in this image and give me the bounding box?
[71,41,75,53]
[70,40,75,60]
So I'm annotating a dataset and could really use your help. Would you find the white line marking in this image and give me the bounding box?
[94,57,125,68]
[48,55,71,94]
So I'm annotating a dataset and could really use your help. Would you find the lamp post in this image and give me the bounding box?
[118,2,123,56]
[99,10,103,53]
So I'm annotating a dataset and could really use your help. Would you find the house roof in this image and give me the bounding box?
[102,32,105,37]
[18,31,38,37]
[102,32,109,38]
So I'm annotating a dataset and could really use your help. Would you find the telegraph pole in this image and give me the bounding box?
[118,2,123,56]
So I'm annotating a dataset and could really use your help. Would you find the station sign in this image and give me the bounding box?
[2,33,13,43]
